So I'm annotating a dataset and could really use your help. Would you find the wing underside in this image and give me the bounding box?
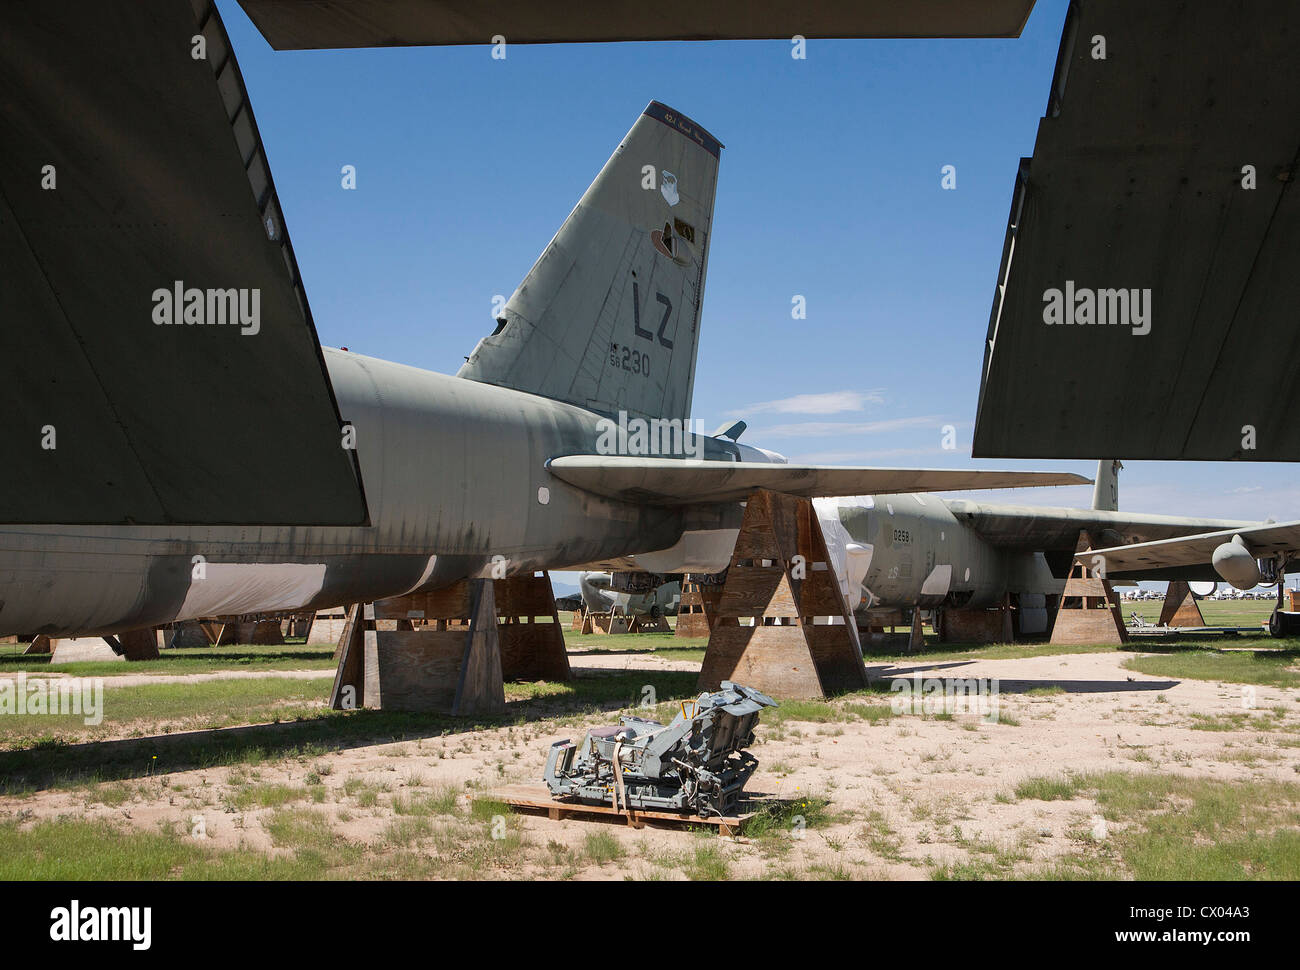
[546,456,1090,506]
[1086,521,1300,576]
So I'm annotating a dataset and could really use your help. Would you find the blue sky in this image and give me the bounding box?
[220,0,1299,537]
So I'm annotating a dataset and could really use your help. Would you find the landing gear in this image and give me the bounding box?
[1268,609,1300,637]
[1267,553,1296,638]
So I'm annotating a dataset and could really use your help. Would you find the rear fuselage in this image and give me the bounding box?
[0,349,738,637]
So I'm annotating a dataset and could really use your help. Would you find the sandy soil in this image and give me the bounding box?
[2,650,1297,879]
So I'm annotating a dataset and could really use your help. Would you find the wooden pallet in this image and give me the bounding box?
[492,783,753,837]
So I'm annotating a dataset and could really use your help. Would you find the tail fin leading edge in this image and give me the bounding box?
[458,101,721,421]
[1092,459,1122,511]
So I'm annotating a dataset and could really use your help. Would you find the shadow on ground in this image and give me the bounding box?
[0,671,701,795]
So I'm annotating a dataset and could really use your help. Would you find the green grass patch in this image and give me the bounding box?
[392,785,460,817]
[582,830,625,865]
[0,642,336,677]
[1041,773,1300,880]
[1013,775,1082,802]
[682,843,730,880]
[1123,649,1300,688]
[225,783,309,812]
[0,817,321,879]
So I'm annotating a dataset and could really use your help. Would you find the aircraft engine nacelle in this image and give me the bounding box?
[1212,537,1261,591]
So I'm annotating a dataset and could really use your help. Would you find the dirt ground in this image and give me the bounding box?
[2,647,1297,879]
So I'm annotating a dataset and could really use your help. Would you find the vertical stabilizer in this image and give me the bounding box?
[458,101,721,421]
[1091,459,1122,511]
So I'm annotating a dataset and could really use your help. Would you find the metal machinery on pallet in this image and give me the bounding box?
[543,682,777,817]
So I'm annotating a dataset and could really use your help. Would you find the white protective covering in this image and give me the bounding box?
[176,563,328,620]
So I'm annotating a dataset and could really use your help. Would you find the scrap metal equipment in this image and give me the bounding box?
[544,682,776,818]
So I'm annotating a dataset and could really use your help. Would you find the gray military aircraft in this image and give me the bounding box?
[578,572,681,619]
[1083,514,1300,635]
[807,459,1257,636]
[0,101,1094,640]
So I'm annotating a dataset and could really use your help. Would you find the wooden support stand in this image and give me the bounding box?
[697,489,868,699]
[937,595,1016,644]
[630,614,671,633]
[328,572,570,714]
[581,611,631,634]
[1158,580,1206,627]
[494,571,572,681]
[30,628,161,661]
[1049,532,1128,645]
[114,628,162,660]
[215,618,285,646]
[907,608,926,652]
[675,575,722,638]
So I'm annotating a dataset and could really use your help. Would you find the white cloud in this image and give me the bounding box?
[793,446,949,463]
[730,389,885,417]
[758,415,940,438]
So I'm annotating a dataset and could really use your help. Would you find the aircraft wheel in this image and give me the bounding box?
[650,604,662,620]
[1267,609,1300,638]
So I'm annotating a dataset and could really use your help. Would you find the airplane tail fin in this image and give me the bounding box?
[458,101,721,421]
[1091,459,1122,511]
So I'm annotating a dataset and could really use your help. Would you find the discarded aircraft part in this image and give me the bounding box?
[973,0,1300,462]
[544,682,776,818]
[579,571,681,617]
[238,0,1038,48]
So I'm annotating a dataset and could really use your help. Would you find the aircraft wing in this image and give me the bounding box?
[238,0,1037,48]
[0,1,368,525]
[546,457,1089,506]
[944,500,1255,552]
[1085,521,1300,576]
[972,1,1300,462]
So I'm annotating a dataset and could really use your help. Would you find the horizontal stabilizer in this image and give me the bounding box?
[1085,521,1300,575]
[547,456,1089,506]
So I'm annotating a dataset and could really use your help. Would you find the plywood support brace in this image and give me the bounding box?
[697,489,868,699]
